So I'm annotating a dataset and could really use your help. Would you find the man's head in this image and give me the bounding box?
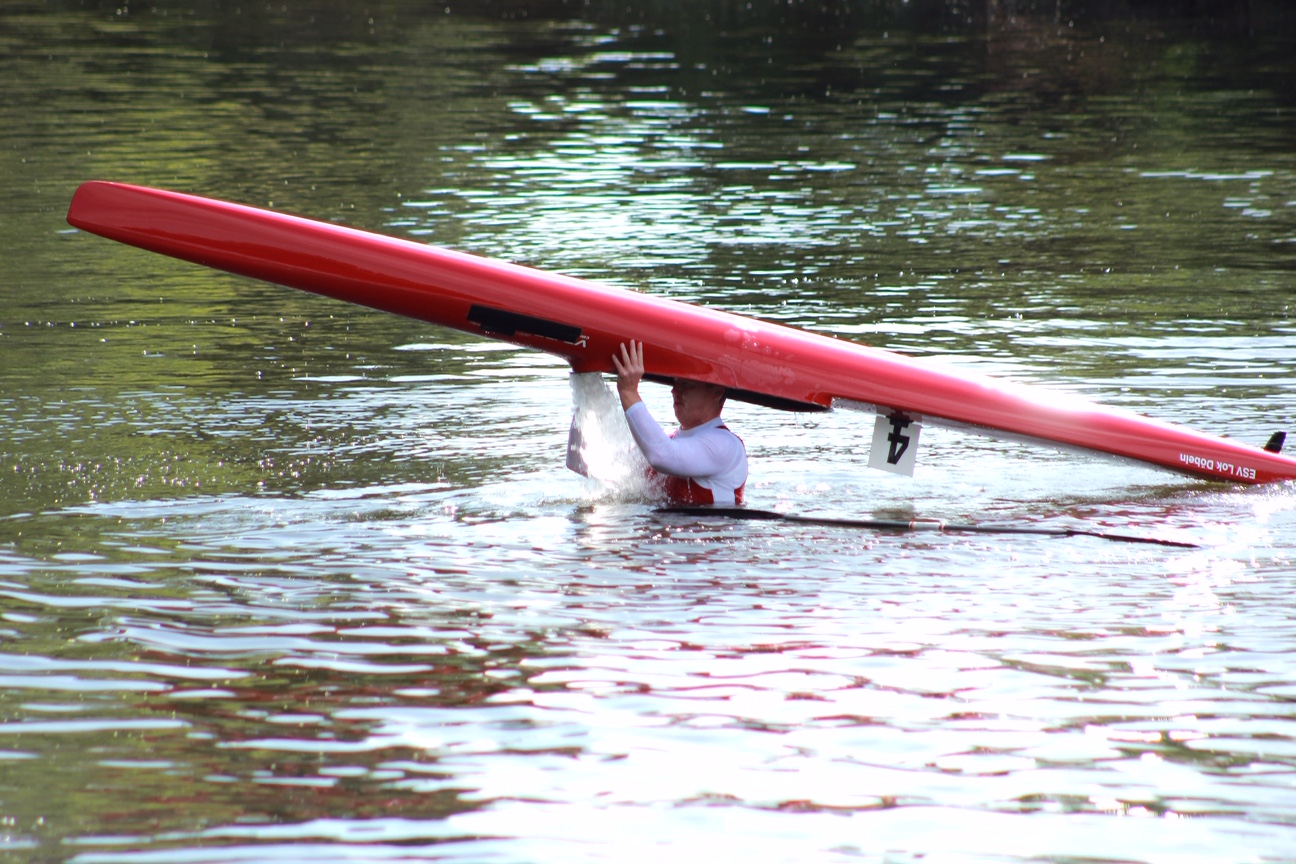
[671,378,727,429]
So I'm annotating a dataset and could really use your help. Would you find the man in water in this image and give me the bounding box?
[611,340,748,505]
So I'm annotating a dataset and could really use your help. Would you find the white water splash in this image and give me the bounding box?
[566,372,658,500]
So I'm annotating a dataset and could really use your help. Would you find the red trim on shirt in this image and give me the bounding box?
[661,474,746,505]
[655,423,745,505]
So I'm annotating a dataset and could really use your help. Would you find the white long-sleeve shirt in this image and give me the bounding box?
[624,401,748,505]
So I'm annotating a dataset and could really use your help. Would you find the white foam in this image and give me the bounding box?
[566,372,658,501]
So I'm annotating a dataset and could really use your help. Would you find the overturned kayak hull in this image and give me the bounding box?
[66,181,1296,484]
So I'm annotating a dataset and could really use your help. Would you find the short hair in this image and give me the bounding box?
[676,378,726,403]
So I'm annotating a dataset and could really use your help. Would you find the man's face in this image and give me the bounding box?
[671,379,724,429]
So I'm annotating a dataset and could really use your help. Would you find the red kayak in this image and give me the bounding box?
[66,181,1296,484]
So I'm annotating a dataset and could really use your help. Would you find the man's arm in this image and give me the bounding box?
[612,341,736,477]
[624,403,739,478]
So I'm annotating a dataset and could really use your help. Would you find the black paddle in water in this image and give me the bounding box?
[656,506,1200,549]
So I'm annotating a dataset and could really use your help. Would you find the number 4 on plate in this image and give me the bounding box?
[869,411,921,476]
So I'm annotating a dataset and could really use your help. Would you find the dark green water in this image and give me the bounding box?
[2,2,1295,862]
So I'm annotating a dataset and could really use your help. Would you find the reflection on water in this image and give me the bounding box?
[3,482,1296,861]
[3,1,1296,861]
